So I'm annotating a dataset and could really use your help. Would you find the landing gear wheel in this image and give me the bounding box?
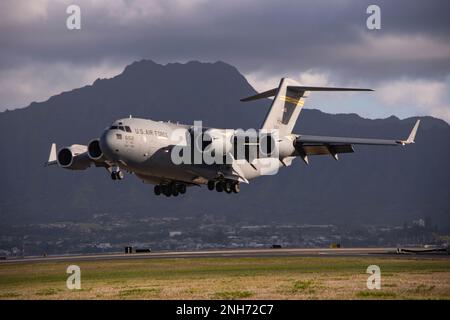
[162,185,171,197]
[216,182,223,192]
[111,170,123,180]
[207,181,215,191]
[170,184,179,196]
[154,185,161,196]
[178,184,187,194]
[232,183,240,193]
[224,181,232,193]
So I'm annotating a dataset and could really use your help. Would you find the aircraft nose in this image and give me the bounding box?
[99,130,119,161]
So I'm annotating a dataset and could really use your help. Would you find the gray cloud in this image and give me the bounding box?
[1,0,450,121]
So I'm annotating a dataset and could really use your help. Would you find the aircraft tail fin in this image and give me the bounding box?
[241,78,373,136]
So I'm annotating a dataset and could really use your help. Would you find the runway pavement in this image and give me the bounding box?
[1,247,448,264]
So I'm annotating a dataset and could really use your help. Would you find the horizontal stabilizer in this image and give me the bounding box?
[240,88,278,102]
[288,86,373,92]
[241,85,373,102]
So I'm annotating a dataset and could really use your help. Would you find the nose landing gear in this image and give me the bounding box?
[111,169,124,180]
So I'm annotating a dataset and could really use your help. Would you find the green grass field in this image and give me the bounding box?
[0,256,449,299]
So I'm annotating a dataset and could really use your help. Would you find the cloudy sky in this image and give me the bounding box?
[1,0,449,122]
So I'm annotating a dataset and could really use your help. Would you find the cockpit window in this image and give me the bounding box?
[110,125,132,132]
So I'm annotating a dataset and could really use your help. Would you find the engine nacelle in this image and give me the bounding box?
[57,144,91,170]
[87,139,105,161]
[277,136,296,159]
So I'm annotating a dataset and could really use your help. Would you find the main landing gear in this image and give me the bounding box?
[207,180,240,194]
[154,183,187,197]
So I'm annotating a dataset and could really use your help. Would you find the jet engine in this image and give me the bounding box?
[276,136,296,159]
[87,139,105,161]
[57,144,91,170]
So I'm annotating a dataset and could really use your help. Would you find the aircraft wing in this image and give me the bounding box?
[293,120,420,162]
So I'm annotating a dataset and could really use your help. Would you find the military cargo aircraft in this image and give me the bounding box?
[46,78,420,197]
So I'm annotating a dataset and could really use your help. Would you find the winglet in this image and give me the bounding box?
[45,143,57,166]
[399,120,420,145]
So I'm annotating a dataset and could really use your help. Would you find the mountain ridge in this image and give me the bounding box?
[0,59,448,229]
[3,59,448,128]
